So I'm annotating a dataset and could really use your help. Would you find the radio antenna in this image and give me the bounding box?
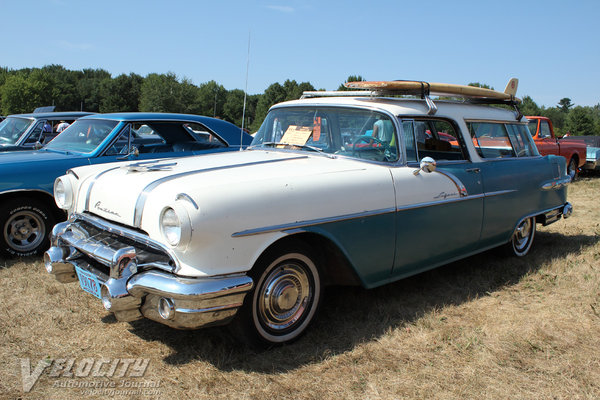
[240,31,251,150]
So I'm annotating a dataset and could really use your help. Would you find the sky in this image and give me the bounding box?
[1,0,599,108]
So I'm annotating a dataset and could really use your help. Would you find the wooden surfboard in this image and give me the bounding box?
[344,79,520,103]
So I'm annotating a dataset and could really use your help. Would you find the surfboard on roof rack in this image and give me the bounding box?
[344,78,521,103]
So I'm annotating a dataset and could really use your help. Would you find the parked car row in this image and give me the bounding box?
[0,112,252,257]
[40,79,573,346]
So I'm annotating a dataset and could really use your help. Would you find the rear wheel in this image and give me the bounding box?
[567,157,578,181]
[232,241,323,347]
[508,217,536,257]
[0,198,55,257]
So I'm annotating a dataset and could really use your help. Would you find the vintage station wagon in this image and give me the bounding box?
[46,82,572,346]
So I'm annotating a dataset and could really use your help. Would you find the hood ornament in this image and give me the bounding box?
[124,160,177,173]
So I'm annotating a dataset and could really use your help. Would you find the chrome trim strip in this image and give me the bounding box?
[232,207,397,238]
[176,193,199,210]
[67,169,79,180]
[482,189,517,197]
[71,212,179,271]
[435,170,468,196]
[84,166,122,211]
[133,156,308,227]
[541,177,571,190]
[232,189,517,238]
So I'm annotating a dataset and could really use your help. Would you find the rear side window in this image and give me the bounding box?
[468,122,538,159]
[404,119,467,162]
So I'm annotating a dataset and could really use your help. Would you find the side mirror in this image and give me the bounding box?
[34,141,43,150]
[132,146,140,157]
[413,157,436,175]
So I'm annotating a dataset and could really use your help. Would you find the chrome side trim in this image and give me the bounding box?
[71,212,179,271]
[232,189,517,238]
[541,176,571,190]
[84,166,122,211]
[133,156,308,227]
[67,169,79,180]
[175,193,199,210]
[232,207,397,238]
[435,170,468,197]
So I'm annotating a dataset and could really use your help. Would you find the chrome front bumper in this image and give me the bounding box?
[45,217,253,329]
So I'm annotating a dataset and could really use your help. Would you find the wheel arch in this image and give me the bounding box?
[251,231,363,287]
[0,189,66,221]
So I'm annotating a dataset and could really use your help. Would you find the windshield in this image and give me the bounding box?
[252,107,399,162]
[44,119,119,153]
[0,117,34,145]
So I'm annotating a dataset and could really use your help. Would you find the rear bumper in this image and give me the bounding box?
[538,202,573,226]
[44,218,253,329]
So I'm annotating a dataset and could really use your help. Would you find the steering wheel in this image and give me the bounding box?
[351,135,388,158]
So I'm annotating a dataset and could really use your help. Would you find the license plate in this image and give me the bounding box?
[75,266,103,299]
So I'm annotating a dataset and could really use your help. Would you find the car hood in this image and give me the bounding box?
[77,150,386,228]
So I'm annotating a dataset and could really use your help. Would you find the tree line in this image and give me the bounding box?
[1,66,598,135]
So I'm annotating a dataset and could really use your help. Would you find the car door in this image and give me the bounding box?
[389,119,484,279]
[467,121,559,248]
[535,120,559,155]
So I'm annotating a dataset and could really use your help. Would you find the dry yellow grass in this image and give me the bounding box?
[1,177,599,399]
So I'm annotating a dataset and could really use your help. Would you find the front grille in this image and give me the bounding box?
[63,213,176,275]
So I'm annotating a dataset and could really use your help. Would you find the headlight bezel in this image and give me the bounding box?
[54,175,74,210]
[159,203,192,248]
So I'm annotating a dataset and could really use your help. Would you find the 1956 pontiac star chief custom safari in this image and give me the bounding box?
[46,80,573,346]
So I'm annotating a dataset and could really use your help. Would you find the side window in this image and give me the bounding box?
[402,121,417,162]
[468,122,516,158]
[539,121,551,139]
[506,124,539,157]
[104,125,132,156]
[183,123,226,146]
[414,119,466,162]
[24,122,44,144]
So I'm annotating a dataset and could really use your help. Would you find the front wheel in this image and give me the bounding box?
[567,157,578,181]
[0,198,55,257]
[508,217,536,257]
[232,242,323,347]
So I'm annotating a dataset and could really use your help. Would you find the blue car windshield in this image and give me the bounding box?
[0,117,34,145]
[44,119,119,153]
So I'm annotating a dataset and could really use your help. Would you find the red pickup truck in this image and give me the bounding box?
[527,116,586,179]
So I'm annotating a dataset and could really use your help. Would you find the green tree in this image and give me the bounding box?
[78,68,112,112]
[520,95,541,116]
[565,106,595,135]
[0,70,53,114]
[139,72,198,113]
[196,80,227,117]
[338,75,364,91]
[468,82,493,90]
[558,97,573,113]
[99,73,143,112]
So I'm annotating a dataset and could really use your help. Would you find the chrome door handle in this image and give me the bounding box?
[466,168,480,173]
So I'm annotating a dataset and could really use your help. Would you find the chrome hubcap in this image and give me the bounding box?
[4,210,45,252]
[514,219,532,250]
[258,263,312,332]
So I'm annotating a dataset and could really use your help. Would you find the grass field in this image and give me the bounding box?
[1,177,599,399]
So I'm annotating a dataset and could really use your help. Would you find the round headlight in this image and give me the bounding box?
[54,176,73,210]
[160,207,181,246]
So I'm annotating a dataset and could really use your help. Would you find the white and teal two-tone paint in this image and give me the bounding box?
[46,92,572,346]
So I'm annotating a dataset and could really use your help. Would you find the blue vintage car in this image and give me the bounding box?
[0,111,94,152]
[0,112,253,257]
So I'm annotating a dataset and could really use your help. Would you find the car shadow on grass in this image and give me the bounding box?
[126,230,598,373]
